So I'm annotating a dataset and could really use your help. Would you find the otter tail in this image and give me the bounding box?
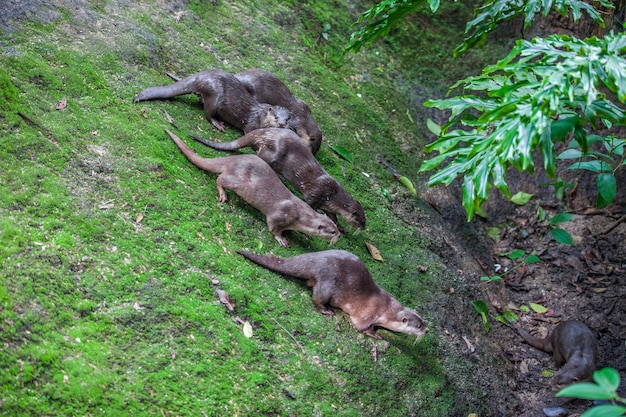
[190,134,254,152]
[237,250,317,280]
[165,129,224,174]
[134,74,199,102]
[515,326,553,353]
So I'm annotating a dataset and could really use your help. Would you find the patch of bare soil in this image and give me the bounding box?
[483,196,626,416]
[414,163,626,416]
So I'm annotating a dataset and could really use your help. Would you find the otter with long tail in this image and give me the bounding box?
[237,249,428,339]
[135,69,291,134]
[191,128,366,232]
[165,129,339,247]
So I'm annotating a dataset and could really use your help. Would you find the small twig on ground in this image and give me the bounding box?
[598,214,626,236]
[18,112,60,146]
[264,308,305,354]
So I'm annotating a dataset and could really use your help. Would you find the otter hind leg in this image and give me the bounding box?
[201,95,226,132]
[311,286,333,316]
[362,327,382,339]
[215,176,229,203]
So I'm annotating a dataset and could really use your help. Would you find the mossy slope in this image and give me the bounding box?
[0,1,512,416]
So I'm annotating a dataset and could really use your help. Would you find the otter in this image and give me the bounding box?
[191,128,366,231]
[237,249,428,339]
[135,69,291,134]
[165,129,339,247]
[516,320,597,385]
[235,69,323,154]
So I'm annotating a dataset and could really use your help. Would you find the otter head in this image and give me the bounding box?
[388,307,428,338]
[344,202,366,232]
[263,105,292,129]
[313,216,341,245]
[325,187,366,232]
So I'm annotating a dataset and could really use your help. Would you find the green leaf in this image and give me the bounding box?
[471,300,489,315]
[556,382,617,400]
[550,116,580,142]
[580,404,626,417]
[480,275,502,282]
[550,212,573,225]
[487,227,501,241]
[529,302,548,314]
[593,368,621,391]
[503,310,519,323]
[569,160,614,173]
[520,305,530,313]
[427,0,441,13]
[471,300,490,333]
[507,249,525,259]
[596,173,616,208]
[525,255,540,263]
[510,191,533,205]
[329,145,353,163]
[380,187,392,202]
[426,118,441,136]
[397,175,417,196]
[557,149,583,159]
[551,228,573,245]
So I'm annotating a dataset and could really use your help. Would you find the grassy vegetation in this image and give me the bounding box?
[1,1,511,415]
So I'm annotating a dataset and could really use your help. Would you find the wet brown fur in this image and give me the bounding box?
[135,69,291,134]
[237,249,428,339]
[165,129,339,247]
[192,128,366,231]
[516,320,597,385]
[235,68,323,154]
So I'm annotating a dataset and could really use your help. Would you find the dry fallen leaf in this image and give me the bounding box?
[99,200,114,210]
[462,335,475,353]
[140,107,148,119]
[56,97,67,110]
[164,110,178,128]
[136,213,144,223]
[365,241,383,262]
[243,321,253,338]
[216,289,234,311]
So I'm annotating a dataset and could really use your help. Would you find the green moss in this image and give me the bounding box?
[0,1,509,415]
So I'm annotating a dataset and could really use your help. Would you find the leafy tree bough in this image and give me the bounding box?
[423,32,626,220]
[347,0,625,220]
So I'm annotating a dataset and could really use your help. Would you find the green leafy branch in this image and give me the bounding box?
[455,0,612,56]
[421,32,626,220]
[472,298,550,333]
[557,134,626,208]
[344,0,611,56]
[480,248,540,282]
[557,368,626,417]
[344,0,440,54]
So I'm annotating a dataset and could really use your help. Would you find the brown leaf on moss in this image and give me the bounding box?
[216,289,234,311]
[365,241,383,262]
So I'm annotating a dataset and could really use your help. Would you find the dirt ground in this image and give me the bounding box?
[410,157,626,415]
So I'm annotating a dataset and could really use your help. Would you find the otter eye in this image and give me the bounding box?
[402,317,408,323]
